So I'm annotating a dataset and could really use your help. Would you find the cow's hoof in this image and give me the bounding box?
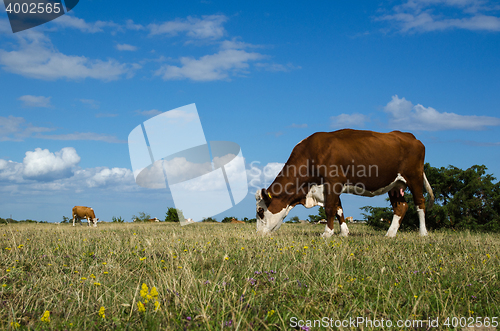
[419,231,428,236]
[320,232,333,238]
[340,223,349,237]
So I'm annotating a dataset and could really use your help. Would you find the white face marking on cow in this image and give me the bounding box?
[255,190,291,234]
[321,224,334,238]
[340,222,349,236]
[417,207,428,236]
[386,215,401,237]
[342,173,407,197]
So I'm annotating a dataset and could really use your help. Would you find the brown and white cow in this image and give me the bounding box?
[256,129,434,238]
[72,206,99,227]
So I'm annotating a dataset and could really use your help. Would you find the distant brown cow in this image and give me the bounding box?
[72,206,98,227]
[230,218,245,224]
[148,218,159,222]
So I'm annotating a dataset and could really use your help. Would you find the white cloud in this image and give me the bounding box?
[38,132,126,143]
[289,123,308,128]
[0,31,131,81]
[330,113,370,128]
[148,15,228,39]
[0,148,137,193]
[0,116,53,141]
[155,49,264,81]
[247,161,285,193]
[18,95,52,108]
[23,147,80,181]
[95,113,118,118]
[80,99,99,109]
[52,15,119,33]
[125,19,146,31]
[116,43,138,51]
[136,109,163,117]
[379,0,500,33]
[384,95,500,130]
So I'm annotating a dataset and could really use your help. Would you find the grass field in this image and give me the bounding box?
[1,222,499,330]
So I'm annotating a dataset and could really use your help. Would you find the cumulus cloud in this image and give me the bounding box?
[289,123,308,128]
[136,109,163,117]
[331,113,370,129]
[0,31,131,81]
[38,132,126,143]
[148,15,228,39]
[115,43,138,51]
[51,15,120,33]
[79,99,99,109]
[247,161,284,193]
[0,148,137,193]
[384,95,500,130]
[0,116,53,141]
[378,0,500,33]
[22,147,81,181]
[18,95,52,108]
[155,48,264,81]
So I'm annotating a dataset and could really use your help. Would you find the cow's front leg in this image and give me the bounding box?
[321,188,343,238]
[336,200,349,237]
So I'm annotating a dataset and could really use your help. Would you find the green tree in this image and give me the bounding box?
[62,216,70,223]
[202,217,217,222]
[132,212,151,222]
[221,216,236,223]
[112,216,124,223]
[288,216,300,223]
[164,208,185,222]
[308,206,326,223]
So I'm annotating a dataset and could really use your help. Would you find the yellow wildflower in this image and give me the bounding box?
[10,321,20,328]
[267,310,275,317]
[40,310,50,323]
[140,283,149,298]
[98,306,105,319]
[154,300,160,311]
[150,286,158,298]
[94,282,101,286]
[140,257,146,261]
[137,301,146,312]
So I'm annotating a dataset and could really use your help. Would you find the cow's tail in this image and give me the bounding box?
[423,172,434,210]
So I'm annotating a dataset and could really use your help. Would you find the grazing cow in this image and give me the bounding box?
[72,206,99,227]
[148,218,160,222]
[256,129,434,238]
[230,218,245,224]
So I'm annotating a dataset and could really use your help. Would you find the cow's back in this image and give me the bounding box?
[73,206,95,218]
[283,129,425,191]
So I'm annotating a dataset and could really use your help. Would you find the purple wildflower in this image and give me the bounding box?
[186,316,192,321]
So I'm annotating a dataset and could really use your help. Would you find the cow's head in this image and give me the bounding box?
[255,188,291,235]
[92,218,99,227]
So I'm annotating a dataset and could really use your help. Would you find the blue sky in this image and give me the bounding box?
[0,0,499,223]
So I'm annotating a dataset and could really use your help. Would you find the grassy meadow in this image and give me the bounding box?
[1,222,499,330]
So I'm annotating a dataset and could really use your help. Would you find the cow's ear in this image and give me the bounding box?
[262,188,272,206]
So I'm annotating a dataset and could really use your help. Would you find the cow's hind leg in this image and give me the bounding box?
[407,176,428,236]
[386,189,408,238]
